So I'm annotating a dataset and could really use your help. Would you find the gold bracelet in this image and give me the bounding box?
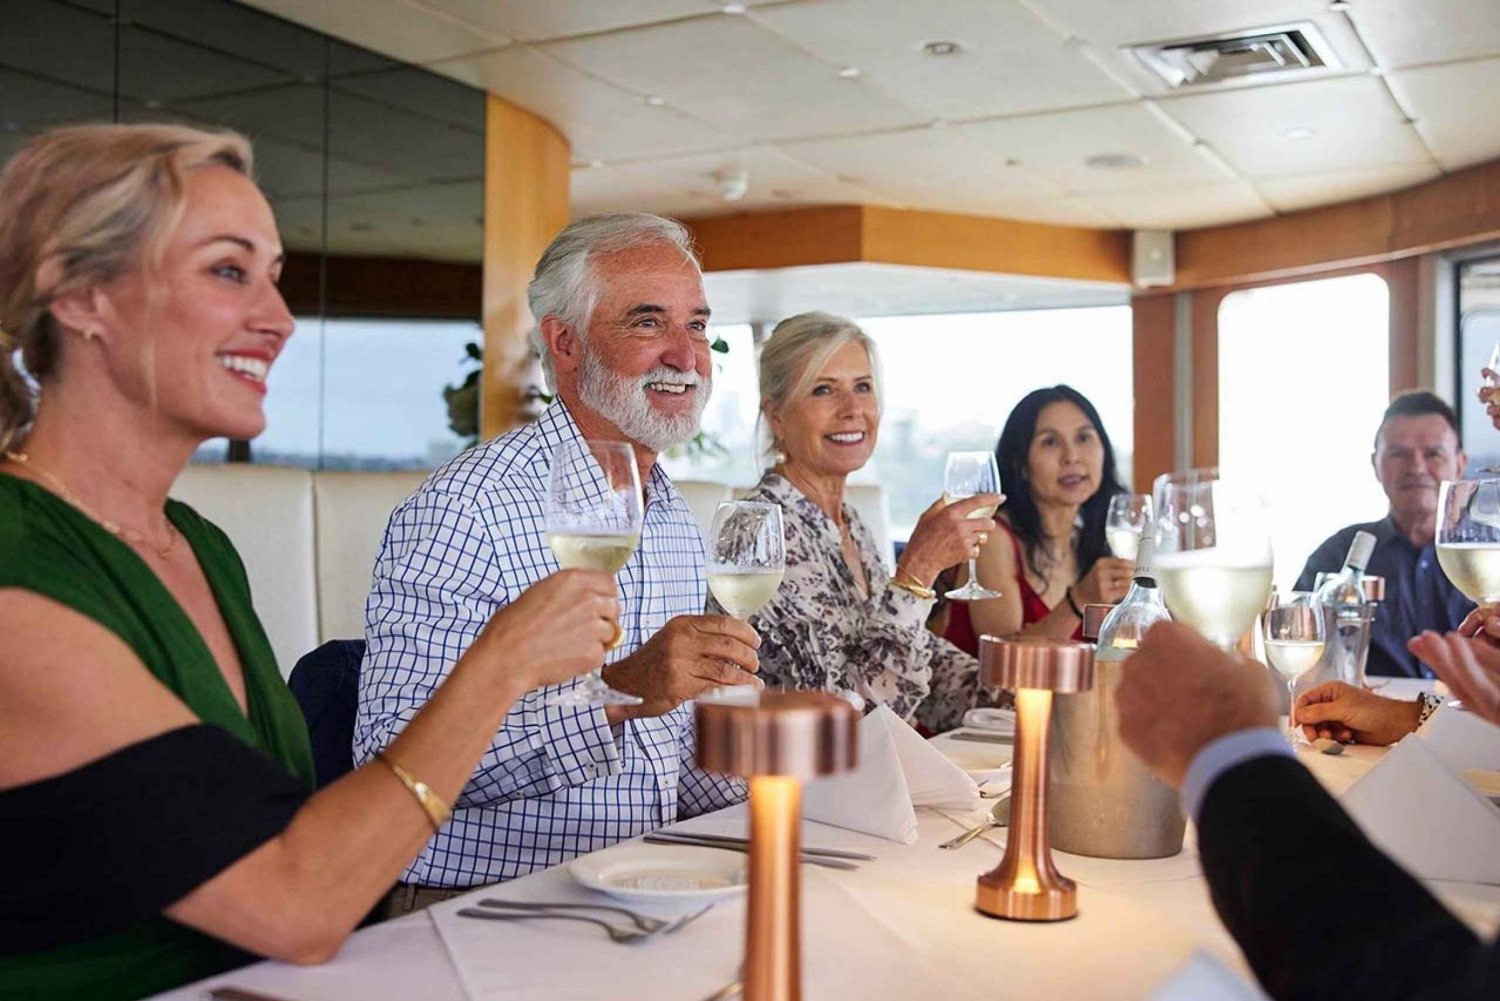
[376,751,451,833]
[890,566,937,601]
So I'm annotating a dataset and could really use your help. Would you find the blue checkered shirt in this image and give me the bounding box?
[354,401,746,886]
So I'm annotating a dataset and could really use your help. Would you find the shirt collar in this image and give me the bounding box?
[534,398,682,510]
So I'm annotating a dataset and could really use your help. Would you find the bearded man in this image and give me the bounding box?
[355,214,759,912]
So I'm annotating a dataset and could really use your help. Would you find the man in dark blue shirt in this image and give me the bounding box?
[1294,391,1473,678]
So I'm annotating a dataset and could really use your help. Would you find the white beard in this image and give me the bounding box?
[577,353,710,453]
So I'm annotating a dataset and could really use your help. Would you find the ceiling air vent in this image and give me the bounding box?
[1129,23,1340,89]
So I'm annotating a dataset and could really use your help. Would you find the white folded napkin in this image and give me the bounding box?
[802,705,980,843]
[1341,734,1500,885]
[1146,951,1268,1001]
[1418,705,1500,771]
[961,706,1016,735]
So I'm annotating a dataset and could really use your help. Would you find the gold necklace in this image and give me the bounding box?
[2,449,180,559]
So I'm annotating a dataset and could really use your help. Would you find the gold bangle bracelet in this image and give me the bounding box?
[376,751,451,833]
[890,569,937,601]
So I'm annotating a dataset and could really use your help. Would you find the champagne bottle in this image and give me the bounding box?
[1311,530,1377,689]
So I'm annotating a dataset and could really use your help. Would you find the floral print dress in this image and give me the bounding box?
[713,472,1005,732]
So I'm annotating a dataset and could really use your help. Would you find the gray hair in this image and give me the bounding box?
[527,212,700,392]
[758,311,882,455]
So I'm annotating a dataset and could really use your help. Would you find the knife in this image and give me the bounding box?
[947,730,1014,744]
[642,834,859,870]
[653,830,875,861]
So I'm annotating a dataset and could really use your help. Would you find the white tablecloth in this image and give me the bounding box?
[152,745,1500,1001]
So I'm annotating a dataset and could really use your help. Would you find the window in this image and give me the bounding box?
[1217,273,1390,590]
[861,308,1134,538]
[199,318,480,470]
[1456,255,1500,471]
[659,309,1135,541]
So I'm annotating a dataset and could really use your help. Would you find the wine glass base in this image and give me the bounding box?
[946,583,1003,602]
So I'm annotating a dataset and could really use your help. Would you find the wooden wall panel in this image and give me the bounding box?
[685,204,1130,283]
[481,95,571,439]
[1132,292,1176,489]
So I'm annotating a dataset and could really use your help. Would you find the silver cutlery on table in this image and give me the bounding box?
[938,794,1013,850]
[653,830,875,861]
[698,978,743,1001]
[206,989,302,1001]
[642,833,859,870]
[947,730,1014,744]
[457,908,659,944]
[477,898,711,935]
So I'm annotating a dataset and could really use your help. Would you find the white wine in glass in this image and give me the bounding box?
[1153,469,1274,649]
[943,450,1002,602]
[1263,592,1325,746]
[706,501,786,621]
[1437,478,1500,611]
[1105,493,1152,560]
[545,439,644,708]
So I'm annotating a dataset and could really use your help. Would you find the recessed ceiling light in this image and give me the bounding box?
[1084,152,1149,169]
[1283,126,1317,140]
[644,95,666,107]
[721,2,747,12]
[837,65,861,79]
[923,40,962,56]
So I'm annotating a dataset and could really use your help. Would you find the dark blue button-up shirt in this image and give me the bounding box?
[1294,516,1474,679]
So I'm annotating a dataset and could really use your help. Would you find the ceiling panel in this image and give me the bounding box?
[117,26,296,103]
[1255,163,1440,213]
[1388,57,1500,171]
[1080,180,1270,229]
[330,67,485,131]
[237,0,509,64]
[436,45,739,162]
[323,180,484,260]
[753,0,1135,120]
[123,0,329,80]
[542,15,923,141]
[1350,0,1500,69]
[958,103,1228,194]
[1157,75,1433,178]
[0,66,113,130]
[1,0,117,95]
[702,262,1127,325]
[413,0,722,42]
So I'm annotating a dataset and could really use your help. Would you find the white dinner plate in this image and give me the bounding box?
[569,844,747,904]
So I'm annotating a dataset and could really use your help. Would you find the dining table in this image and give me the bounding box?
[152,715,1500,1001]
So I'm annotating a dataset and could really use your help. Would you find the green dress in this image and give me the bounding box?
[0,474,315,1001]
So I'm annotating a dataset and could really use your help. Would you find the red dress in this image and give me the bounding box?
[943,523,1056,656]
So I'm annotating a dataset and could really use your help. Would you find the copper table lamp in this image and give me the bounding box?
[696,691,859,1001]
[974,636,1095,921]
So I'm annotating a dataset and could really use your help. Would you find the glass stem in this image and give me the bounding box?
[1287,680,1298,744]
[967,556,980,588]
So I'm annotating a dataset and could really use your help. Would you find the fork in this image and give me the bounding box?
[457,907,655,943]
[477,898,710,934]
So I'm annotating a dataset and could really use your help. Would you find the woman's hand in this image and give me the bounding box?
[895,492,1002,588]
[1294,681,1421,745]
[1409,629,1500,729]
[474,569,618,690]
[1071,555,1135,606]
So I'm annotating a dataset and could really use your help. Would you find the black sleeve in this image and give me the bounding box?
[1199,755,1497,1001]
[0,725,311,953]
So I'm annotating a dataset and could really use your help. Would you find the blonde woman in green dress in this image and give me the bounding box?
[0,123,618,1001]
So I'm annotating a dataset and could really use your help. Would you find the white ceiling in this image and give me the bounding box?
[703,262,1126,325]
[237,0,1500,232]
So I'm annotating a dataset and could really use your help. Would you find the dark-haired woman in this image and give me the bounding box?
[945,385,1134,652]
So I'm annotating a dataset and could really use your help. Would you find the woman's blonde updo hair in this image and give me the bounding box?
[0,122,254,451]
[757,310,882,459]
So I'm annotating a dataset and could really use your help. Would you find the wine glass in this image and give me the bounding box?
[1105,493,1152,560]
[545,439,643,708]
[1263,592,1325,746]
[1152,468,1274,650]
[1436,478,1500,613]
[943,450,1002,602]
[707,501,786,620]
